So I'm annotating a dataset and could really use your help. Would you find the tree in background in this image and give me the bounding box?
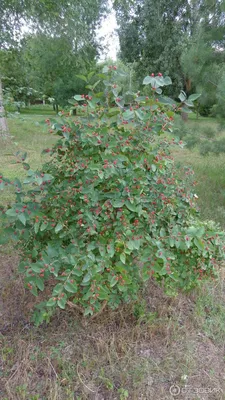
[0,0,108,111]
[20,34,95,110]
[180,0,225,116]
[114,0,225,114]
[114,0,187,94]
[0,0,107,49]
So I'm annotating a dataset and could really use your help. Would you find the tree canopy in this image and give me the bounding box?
[114,0,225,103]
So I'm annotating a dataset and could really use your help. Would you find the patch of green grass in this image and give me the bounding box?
[0,114,57,205]
[173,117,225,228]
[6,104,57,116]
[174,149,225,227]
[188,113,217,122]
[194,276,225,344]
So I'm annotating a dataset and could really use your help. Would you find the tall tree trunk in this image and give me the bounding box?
[0,79,9,137]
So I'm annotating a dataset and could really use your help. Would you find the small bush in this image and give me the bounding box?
[1,67,224,325]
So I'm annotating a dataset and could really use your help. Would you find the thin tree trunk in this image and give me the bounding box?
[0,79,10,137]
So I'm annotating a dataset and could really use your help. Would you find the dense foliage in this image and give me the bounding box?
[114,0,225,115]
[1,67,224,324]
[0,0,107,49]
[0,0,107,109]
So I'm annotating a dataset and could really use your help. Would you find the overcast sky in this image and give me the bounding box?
[97,4,119,60]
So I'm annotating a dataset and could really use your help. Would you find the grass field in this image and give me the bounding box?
[173,117,225,228]
[1,113,225,399]
[6,104,56,116]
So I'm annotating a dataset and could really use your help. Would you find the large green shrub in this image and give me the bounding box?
[1,67,224,324]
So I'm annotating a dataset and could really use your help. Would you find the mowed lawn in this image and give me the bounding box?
[1,113,225,400]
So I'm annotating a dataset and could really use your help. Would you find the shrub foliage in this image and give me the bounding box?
[1,66,224,324]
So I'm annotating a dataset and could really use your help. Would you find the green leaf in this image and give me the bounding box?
[196,227,205,238]
[188,93,201,102]
[18,262,27,273]
[18,213,26,226]
[88,71,95,81]
[194,238,204,250]
[34,222,40,234]
[102,66,109,73]
[110,275,118,287]
[136,96,146,102]
[122,110,134,120]
[0,235,7,245]
[55,223,63,233]
[112,200,124,208]
[181,106,192,114]
[22,162,30,170]
[47,245,58,258]
[120,253,126,264]
[87,242,96,251]
[143,76,153,85]
[82,272,91,284]
[133,240,141,250]
[87,100,95,109]
[178,91,186,102]
[125,201,136,212]
[31,263,42,273]
[53,283,63,295]
[169,238,175,247]
[135,109,145,121]
[62,131,70,140]
[35,277,44,291]
[71,268,83,277]
[57,297,67,309]
[98,170,104,179]
[107,243,115,258]
[30,286,38,297]
[46,298,56,307]
[98,287,109,300]
[93,80,101,89]
[14,178,22,188]
[84,307,93,316]
[99,246,106,257]
[6,209,17,217]
[186,226,197,236]
[127,240,135,250]
[74,95,83,101]
[184,100,194,107]
[40,222,47,231]
[160,228,166,237]
[76,74,87,82]
[157,96,175,106]
[108,107,120,117]
[163,76,172,85]
[64,281,77,293]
